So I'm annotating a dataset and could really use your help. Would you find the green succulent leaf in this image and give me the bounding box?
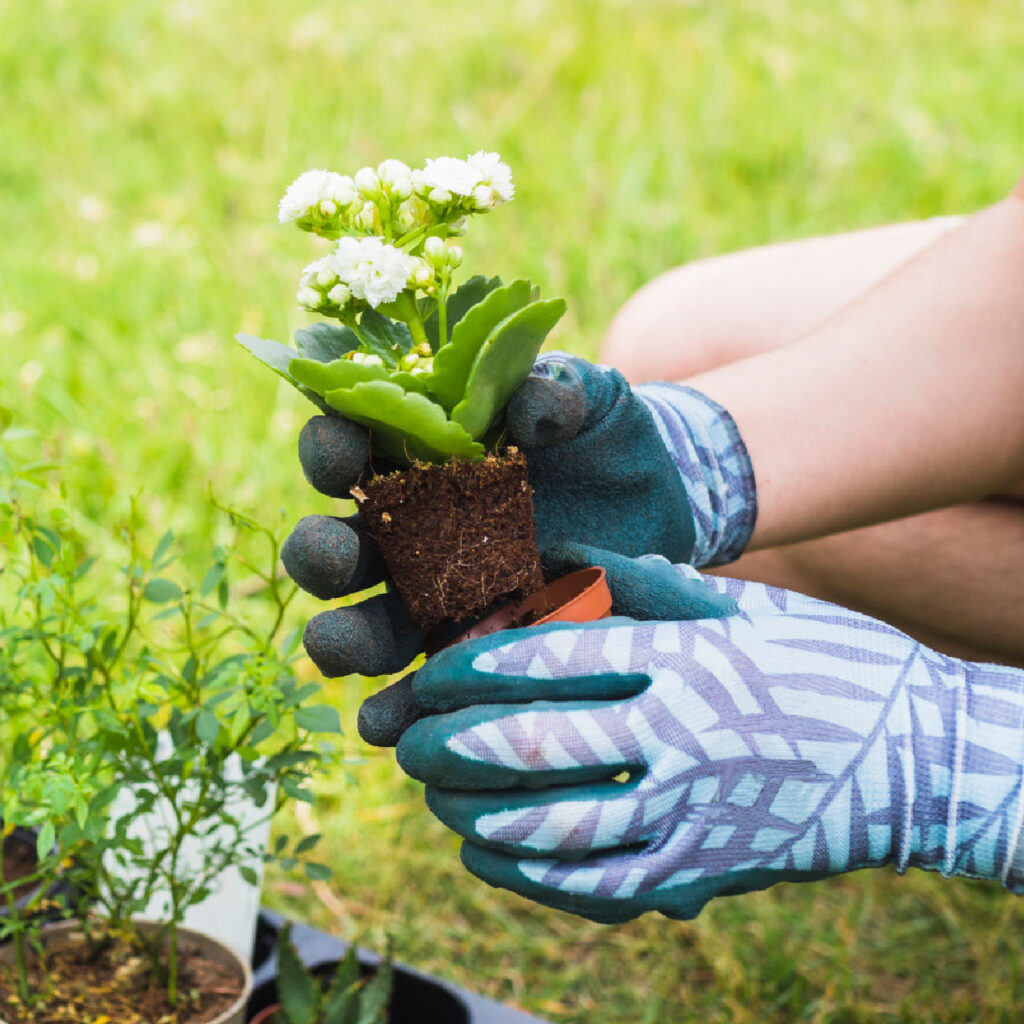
[236,333,331,413]
[289,357,389,394]
[322,947,362,1024]
[277,923,320,1024]
[451,297,567,439]
[386,370,430,395]
[295,322,360,363]
[428,279,532,410]
[323,382,485,462]
[356,944,393,1024]
[421,274,502,349]
[357,310,413,365]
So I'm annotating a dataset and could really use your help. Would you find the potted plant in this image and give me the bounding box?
[248,923,391,1024]
[0,438,341,1024]
[238,153,611,647]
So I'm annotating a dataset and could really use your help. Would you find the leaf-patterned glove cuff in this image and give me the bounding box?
[634,384,757,567]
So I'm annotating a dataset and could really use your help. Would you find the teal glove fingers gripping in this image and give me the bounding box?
[397,566,1024,924]
[358,543,738,747]
[281,415,424,679]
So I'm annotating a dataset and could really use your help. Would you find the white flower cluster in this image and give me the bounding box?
[278,152,514,240]
[418,151,515,211]
[278,169,359,233]
[297,236,417,312]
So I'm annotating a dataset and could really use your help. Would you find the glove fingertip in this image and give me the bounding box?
[281,515,360,599]
[298,415,370,498]
[357,673,422,747]
[505,372,588,448]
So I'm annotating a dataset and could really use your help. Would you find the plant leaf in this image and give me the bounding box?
[422,275,502,349]
[289,357,389,395]
[143,578,182,603]
[356,943,393,1024]
[451,298,567,439]
[357,310,413,365]
[277,923,320,1024]
[295,322,360,363]
[322,947,362,1024]
[295,833,322,855]
[385,370,429,395]
[236,333,331,413]
[427,279,532,410]
[294,704,342,734]
[323,382,484,463]
[195,709,220,745]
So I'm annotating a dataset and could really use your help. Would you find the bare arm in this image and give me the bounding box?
[686,183,1024,550]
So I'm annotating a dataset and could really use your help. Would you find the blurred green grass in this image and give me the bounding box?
[3,0,1024,1019]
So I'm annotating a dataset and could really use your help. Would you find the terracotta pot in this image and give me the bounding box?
[0,919,253,1024]
[452,566,612,645]
[249,1005,279,1024]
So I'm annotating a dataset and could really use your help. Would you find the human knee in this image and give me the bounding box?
[600,265,728,384]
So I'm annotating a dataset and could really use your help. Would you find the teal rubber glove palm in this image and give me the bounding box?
[396,562,1024,923]
[280,354,756,739]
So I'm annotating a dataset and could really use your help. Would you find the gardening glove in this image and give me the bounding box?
[395,564,1024,924]
[280,353,756,726]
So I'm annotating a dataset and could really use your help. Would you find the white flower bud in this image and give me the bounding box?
[428,187,452,204]
[355,166,380,198]
[377,159,411,185]
[396,197,432,233]
[353,201,378,232]
[409,258,434,289]
[399,353,421,371]
[471,185,495,211]
[424,236,446,264]
[378,159,413,199]
[363,354,384,368]
[446,245,463,268]
[414,342,433,357]
[315,266,338,287]
[297,286,321,309]
[327,283,351,307]
[410,365,428,376]
[318,199,338,217]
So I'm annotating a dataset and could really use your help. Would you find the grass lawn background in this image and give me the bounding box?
[3,0,1024,1019]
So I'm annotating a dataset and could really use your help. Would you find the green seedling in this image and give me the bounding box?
[274,922,392,1024]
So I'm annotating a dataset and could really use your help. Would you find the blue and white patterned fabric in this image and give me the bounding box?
[635,384,757,567]
[397,562,1024,923]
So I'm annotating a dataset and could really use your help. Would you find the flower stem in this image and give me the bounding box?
[437,285,448,348]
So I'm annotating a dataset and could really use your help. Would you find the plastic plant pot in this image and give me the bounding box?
[249,910,550,1024]
[452,566,612,645]
[0,920,253,1024]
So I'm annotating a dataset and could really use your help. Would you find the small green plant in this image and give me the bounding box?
[0,426,341,1015]
[273,923,392,1024]
[238,153,566,464]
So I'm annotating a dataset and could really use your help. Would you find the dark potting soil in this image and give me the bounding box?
[0,934,241,1024]
[1,837,37,902]
[354,449,545,632]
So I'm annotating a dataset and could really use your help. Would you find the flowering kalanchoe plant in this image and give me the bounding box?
[239,153,565,464]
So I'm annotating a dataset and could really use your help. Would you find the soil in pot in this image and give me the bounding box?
[0,834,37,904]
[354,448,544,634]
[0,923,245,1024]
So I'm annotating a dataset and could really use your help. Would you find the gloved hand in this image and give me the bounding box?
[395,562,1024,923]
[281,353,757,738]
